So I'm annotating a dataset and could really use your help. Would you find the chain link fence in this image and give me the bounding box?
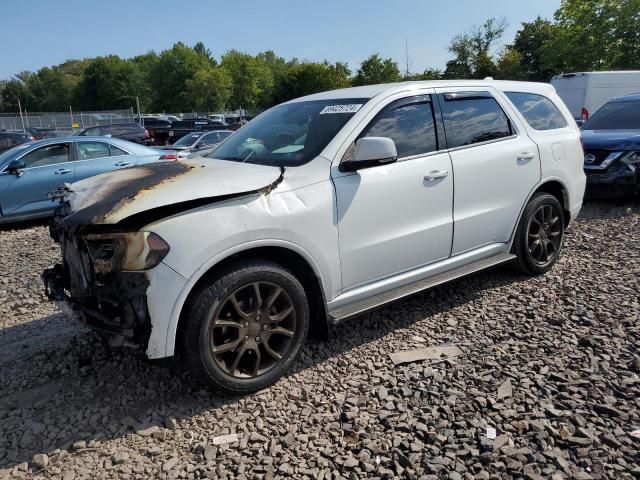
[0,109,136,132]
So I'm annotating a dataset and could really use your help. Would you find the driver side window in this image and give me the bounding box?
[21,144,70,168]
[343,95,438,162]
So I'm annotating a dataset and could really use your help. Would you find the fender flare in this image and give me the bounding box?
[508,176,571,249]
[162,238,329,357]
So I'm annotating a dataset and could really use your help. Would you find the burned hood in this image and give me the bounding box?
[58,159,283,229]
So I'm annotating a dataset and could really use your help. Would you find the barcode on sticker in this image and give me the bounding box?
[319,104,363,114]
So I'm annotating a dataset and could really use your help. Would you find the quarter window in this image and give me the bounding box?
[362,97,438,158]
[77,142,110,160]
[505,92,567,130]
[109,145,128,156]
[441,93,512,148]
[21,144,69,168]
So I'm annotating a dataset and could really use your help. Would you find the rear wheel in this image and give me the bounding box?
[182,260,309,395]
[513,193,565,275]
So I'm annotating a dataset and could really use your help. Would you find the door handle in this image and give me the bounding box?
[115,161,130,167]
[424,170,449,181]
[54,168,72,175]
[517,152,536,161]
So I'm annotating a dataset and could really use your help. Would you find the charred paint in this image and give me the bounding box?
[58,161,193,230]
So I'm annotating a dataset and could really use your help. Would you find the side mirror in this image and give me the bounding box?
[6,159,25,177]
[340,137,398,172]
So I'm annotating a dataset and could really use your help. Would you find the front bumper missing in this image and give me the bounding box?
[43,233,152,348]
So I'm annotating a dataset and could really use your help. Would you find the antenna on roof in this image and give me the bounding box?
[484,77,494,81]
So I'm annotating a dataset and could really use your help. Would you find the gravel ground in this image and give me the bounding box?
[0,202,638,480]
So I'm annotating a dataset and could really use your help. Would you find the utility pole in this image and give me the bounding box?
[136,97,142,125]
[18,99,25,132]
[403,39,412,78]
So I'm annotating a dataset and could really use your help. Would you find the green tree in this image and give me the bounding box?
[221,50,273,109]
[273,62,351,103]
[543,0,640,72]
[353,54,401,85]
[151,42,211,111]
[511,17,557,81]
[131,52,160,110]
[75,56,141,110]
[0,72,34,111]
[496,48,528,80]
[193,42,214,64]
[443,17,507,79]
[185,66,233,111]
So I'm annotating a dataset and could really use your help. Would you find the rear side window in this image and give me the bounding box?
[505,92,567,130]
[362,96,438,158]
[441,93,512,148]
[77,142,110,160]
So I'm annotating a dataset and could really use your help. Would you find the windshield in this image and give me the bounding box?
[208,98,369,166]
[174,132,205,146]
[583,100,640,130]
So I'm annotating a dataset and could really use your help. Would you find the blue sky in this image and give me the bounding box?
[1,0,560,79]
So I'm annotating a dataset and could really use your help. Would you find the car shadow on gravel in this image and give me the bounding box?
[0,265,527,470]
[0,218,49,232]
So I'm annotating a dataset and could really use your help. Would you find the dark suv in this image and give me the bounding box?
[140,118,172,145]
[0,131,35,153]
[77,123,150,145]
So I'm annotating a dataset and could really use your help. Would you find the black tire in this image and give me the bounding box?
[182,260,309,395]
[513,193,565,275]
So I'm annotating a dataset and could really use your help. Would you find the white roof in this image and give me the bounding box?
[287,80,555,103]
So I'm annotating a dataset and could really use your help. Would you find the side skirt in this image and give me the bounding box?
[328,252,515,322]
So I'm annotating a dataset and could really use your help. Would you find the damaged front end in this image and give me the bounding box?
[43,227,170,347]
[42,160,286,350]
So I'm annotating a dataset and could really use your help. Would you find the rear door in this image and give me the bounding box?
[436,88,540,255]
[74,140,137,182]
[0,142,73,217]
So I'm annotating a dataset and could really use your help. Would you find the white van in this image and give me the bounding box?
[551,71,640,122]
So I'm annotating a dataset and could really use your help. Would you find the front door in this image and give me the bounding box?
[0,142,74,218]
[333,95,454,290]
[435,88,541,255]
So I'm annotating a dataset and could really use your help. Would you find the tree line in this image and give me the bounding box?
[1,0,639,114]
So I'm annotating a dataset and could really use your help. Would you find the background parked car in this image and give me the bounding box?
[25,127,59,140]
[140,117,172,145]
[551,71,640,123]
[0,131,34,153]
[77,122,150,145]
[168,118,230,143]
[156,130,233,159]
[0,137,164,223]
[581,93,640,198]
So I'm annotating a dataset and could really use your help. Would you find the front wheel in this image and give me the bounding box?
[182,260,309,395]
[513,193,565,275]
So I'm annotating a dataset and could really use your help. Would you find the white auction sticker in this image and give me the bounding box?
[319,104,363,114]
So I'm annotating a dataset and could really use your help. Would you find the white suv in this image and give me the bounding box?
[44,80,585,394]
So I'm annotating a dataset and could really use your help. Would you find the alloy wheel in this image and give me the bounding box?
[209,281,297,379]
[527,204,562,266]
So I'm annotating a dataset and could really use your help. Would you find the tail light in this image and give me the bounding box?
[160,153,177,160]
[149,129,156,138]
[581,107,589,122]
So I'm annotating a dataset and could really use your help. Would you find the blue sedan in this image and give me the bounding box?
[0,136,164,224]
